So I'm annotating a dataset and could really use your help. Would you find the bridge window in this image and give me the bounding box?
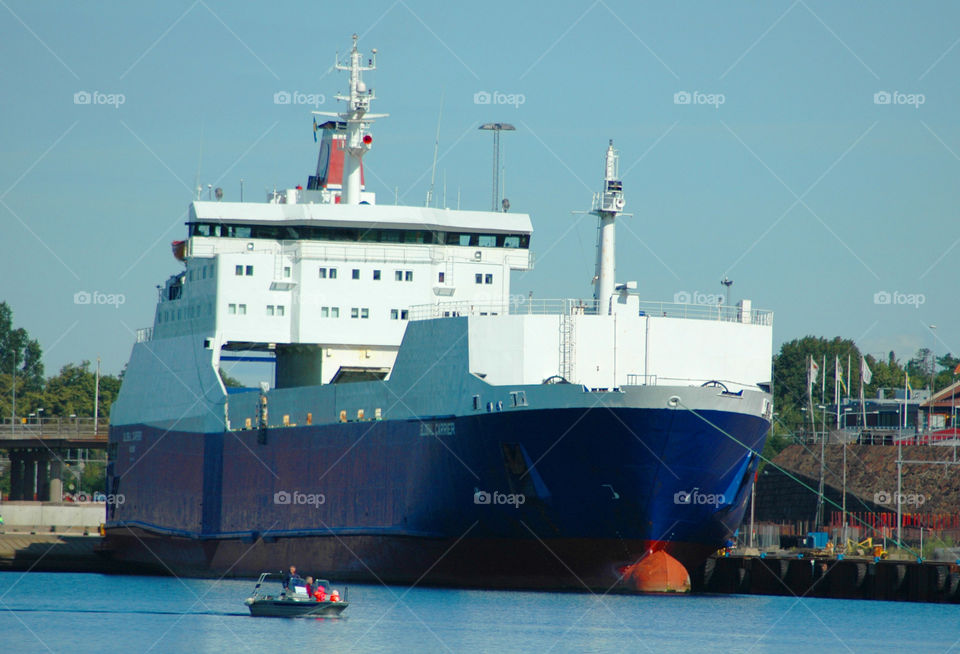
[390,309,398,320]
[235,265,243,276]
[395,270,402,281]
[485,274,493,284]
[245,265,254,276]
[373,269,381,280]
[352,268,360,280]
[405,271,413,281]
[478,235,496,247]
[475,274,482,284]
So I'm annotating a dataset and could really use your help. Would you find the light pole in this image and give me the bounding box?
[816,404,827,528]
[929,325,937,434]
[478,123,515,212]
[842,407,852,544]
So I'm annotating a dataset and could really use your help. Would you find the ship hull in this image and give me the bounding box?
[105,404,767,590]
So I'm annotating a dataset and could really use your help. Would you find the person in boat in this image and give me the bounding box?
[305,576,315,596]
[282,565,302,596]
[313,583,326,602]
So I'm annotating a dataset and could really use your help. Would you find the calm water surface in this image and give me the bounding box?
[1,572,958,653]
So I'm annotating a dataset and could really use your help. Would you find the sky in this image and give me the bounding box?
[1,0,958,376]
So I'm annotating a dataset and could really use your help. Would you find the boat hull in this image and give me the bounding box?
[105,402,767,590]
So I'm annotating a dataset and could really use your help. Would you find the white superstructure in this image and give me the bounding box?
[143,36,532,388]
[134,34,771,403]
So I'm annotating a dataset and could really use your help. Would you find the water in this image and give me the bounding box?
[1,572,959,653]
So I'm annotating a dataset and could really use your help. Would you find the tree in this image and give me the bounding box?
[0,301,44,418]
[42,361,122,419]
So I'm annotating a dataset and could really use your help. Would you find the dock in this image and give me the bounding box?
[693,553,960,603]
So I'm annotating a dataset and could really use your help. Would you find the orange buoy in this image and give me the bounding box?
[620,550,691,593]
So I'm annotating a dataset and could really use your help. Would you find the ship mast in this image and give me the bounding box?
[315,34,387,205]
[593,140,625,314]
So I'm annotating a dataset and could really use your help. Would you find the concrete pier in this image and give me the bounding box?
[693,554,960,603]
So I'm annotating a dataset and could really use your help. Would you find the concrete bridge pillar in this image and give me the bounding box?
[22,450,38,501]
[8,452,24,501]
[36,452,52,502]
[48,456,63,502]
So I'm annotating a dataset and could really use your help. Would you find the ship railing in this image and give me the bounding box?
[188,240,533,269]
[408,298,773,325]
[0,417,109,440]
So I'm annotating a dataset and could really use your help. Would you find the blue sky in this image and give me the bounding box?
[1,0,958,376]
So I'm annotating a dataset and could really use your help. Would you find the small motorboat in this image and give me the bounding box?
[244,572,349,618]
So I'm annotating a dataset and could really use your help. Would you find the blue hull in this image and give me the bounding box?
[105,405,767,588]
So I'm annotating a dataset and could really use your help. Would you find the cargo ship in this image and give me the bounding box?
[104,35,774,591]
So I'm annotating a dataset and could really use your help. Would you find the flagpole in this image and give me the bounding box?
[835,356,841,429]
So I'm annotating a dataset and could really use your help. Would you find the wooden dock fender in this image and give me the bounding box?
[702,557,716,587]
[855,563,867,589]
[737,565,750,592]
[948,571,960,597]
[778,559,789,581]
[894,564,907,591]
[936,566,948,592]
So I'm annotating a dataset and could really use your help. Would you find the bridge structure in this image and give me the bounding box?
[0,418,107,501]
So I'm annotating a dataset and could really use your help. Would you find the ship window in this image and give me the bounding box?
[238,304,247,315]
[283,266,291,278]
[361,308,369,319]
[321,307,329,318]
[503,236,520,248]
[177,309,182,320]
[382,230,400,243]
[394,270,402,281]
[485,274,493,284]
[405,271,413,282]
[458,234,472,246]
[390,309,398,320]
[401,310,409,320]
[319,268,327,279]
[373,270,381,280]
[473,395,481,410]
[266,305,275,316]
[245,265,254,276]
[475,274,482,284]
[352,268,360,280]
[329,268,337,279]
[202,267,207,279]
[235,265,243,276]
[331,307,339,318]
[438,272,445,283]
[479,235,496,247]
[277,305,285,316]
[351,308,359,319]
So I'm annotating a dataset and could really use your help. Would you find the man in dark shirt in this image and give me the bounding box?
[282,565,299,597]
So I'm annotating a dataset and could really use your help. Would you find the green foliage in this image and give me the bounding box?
[219,368,243,388]
[80,461,106,494]
[0,302,45,417]
[43,361,121,419]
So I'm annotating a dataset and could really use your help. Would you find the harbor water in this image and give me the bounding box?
[1,572,959,653]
